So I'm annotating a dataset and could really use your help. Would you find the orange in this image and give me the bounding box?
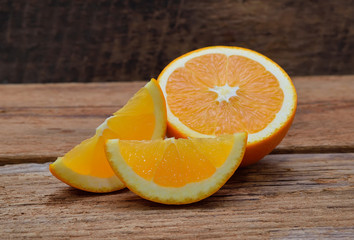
[157,46,297,166]
[105,133,247,204]
[49,79,167,192]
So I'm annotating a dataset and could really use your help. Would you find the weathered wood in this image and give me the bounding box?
[0,81,145,165]
[0,153,353,239]
[1,0,354,84]
[274,75,354,154]
[0,76,353,165]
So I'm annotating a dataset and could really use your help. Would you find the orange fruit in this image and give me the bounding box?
[105,133,247,204]
[49,79,167,192]
[158,46,297,166]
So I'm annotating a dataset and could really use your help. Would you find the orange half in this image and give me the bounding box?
[158,46,297,166]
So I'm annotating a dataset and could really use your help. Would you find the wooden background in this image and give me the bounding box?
[1,0,354,84]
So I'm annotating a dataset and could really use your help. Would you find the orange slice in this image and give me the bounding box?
[49,79,167,193]
[105,133,247,204]
[158,46,297,166]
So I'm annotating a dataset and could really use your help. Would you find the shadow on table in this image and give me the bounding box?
[128,157,287,210]
[47,155,288,210]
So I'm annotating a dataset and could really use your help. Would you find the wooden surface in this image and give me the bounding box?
[1,0,354,83]
[1,76,354,239]
[1,154,353,239]
[1,75,354,165]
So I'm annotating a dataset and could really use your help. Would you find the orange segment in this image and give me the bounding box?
[114,87,155,116]
[191,136,234,168]
[153,142,189,187]
[214,101,245,135]
[185,53,228,87]
[106,133,247,205]
[104,87,156,140]
[49,79,167,193]
[119,140,164,180]
[176,139,216,183]
[153,140,216,187]
[62,136,114,178]
[105,113,155,140]
[158,46,297,166]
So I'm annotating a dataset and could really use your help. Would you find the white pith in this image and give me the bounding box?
[209,83,240,102]
[96,116,113,137]
[158,47,296,143]
[106,133,247,204]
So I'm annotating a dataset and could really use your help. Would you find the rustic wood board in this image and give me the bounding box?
[0,75,353,164]
[1,76,353,165]
[1,0,354,84]
[1,153,353,239]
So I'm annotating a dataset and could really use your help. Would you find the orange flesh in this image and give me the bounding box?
[62,87,156,178]
[166,54,284,134]
[119,137,234,187]
[119,140,165,180]
[109,88,155,140]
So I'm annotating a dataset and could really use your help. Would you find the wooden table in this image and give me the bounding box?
[1,76,353,239]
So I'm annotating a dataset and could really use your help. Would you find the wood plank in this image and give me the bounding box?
[0,81,145,164]
[1,153,353,239]
[1,76,353,165]
[1,0,354,84]
[274,75,354,154]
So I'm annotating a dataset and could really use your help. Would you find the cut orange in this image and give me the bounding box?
[49,79,167,193]
[158,46,297,166]
[106,133,247,204]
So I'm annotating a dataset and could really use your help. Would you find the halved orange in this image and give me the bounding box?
[105,133,247,205]
[49,79,167,193]
[157,46,297,166]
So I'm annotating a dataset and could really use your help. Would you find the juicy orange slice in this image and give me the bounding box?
[158,46,297,166]
[49,79,167,193]
[106,133,247,204]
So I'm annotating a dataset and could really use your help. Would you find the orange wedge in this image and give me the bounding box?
[105,133,247,204]
[158,46,297,166]
[49,79,167,193]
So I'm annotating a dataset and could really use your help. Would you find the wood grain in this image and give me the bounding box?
[1,0,354,84]
[274,75,354,154]
[1,153,353,239]
[0,76,353,165]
